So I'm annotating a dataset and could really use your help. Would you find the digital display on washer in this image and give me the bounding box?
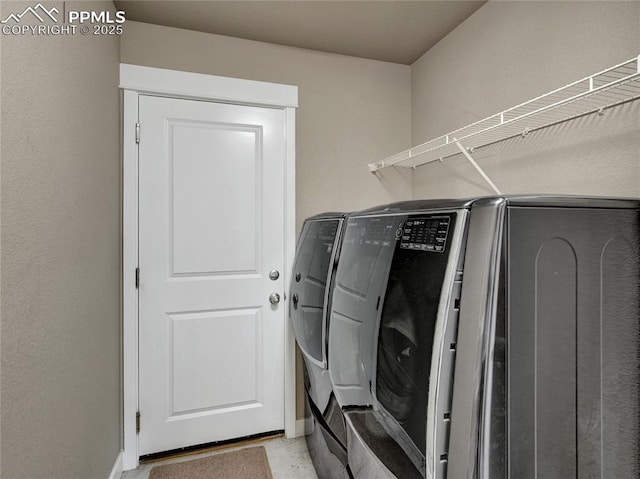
[400,216,450,252]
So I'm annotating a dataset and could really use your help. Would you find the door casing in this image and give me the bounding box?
[120,63,298,470]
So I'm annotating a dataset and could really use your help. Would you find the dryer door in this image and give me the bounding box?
[329,215,401,408]
[290,218,342,367]
[374,214,457,472]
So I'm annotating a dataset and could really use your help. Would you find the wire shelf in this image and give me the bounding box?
[369,56,640,172]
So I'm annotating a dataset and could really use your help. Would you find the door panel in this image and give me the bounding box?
[170,308,261,415]
[170,121,260,276]
[138,95,285,455]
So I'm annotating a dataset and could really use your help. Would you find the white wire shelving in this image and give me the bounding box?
[369,56,640,175]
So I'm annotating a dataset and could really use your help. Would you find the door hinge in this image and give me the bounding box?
[135,267,140,289]
[135,122,140,144]
[136,411,141,434]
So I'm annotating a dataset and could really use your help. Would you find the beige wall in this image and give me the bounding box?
[0,2,122,477]
[120,20,412,419]
[2,1,636,472]
[411,1,640,198]
[120,21,413,233]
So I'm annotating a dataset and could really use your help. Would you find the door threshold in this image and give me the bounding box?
[139,430,285,464]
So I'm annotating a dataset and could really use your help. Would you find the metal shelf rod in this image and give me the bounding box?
[454,141,502,194]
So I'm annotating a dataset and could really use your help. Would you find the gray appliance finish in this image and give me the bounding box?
[289,212,351,479]
[327,196,640,479]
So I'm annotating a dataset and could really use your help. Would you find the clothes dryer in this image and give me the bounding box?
[290,213,350,479]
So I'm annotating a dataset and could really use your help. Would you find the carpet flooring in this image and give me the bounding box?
[148,446,273,479]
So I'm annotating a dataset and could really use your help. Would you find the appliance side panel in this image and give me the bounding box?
[448,198,506,479]
[507,206,640,479]
[600,220,640,478]
[508,210,578,479]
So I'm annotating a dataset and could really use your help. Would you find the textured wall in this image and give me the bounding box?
[120,21,413,233]
[120,21,412,419]
[0,1,121,477]
[411,1,640,198]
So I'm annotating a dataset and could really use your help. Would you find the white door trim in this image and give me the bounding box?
[120,64,298,108]
[121,64,298,471]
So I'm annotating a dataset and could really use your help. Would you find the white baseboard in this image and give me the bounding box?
[108,451,124,479]
[294,418,313,438]
[295,418,307,437]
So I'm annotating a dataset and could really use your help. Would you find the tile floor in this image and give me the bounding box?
[121,436,319,479]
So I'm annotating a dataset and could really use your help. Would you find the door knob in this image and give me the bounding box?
[269,269,280,281]
[269,293,281,305]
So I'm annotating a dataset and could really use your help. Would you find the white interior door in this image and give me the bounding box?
[138,95,286,455]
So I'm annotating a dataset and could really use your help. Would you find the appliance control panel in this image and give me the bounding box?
[399,216,450,252]
[316,220,340,253]
[344,217,397,248]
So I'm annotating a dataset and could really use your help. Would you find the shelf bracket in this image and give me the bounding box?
[454,141,502,195]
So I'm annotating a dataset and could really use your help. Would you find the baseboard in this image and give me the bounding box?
[295,419,307,437]
[294,418,313,437]
[108,451,124,479]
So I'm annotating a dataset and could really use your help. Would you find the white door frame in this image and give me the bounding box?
[120,64,298,470]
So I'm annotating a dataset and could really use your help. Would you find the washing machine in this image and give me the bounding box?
[327,196,640,478]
